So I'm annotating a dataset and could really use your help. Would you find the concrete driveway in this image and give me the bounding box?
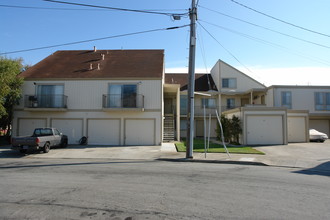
[253,140,330,171]
[1,141,329,172]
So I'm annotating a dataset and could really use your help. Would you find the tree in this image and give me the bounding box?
[0,57,24,136]
[216,114,242,144]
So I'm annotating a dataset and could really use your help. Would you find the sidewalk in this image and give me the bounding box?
[1,141,329,172]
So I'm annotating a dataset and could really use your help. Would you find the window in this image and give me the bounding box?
[226,98,235,110]
[180,95,187,115]
[281,91,292,109]
[222,78,236,88]
[315,92,330,110]
[201,98,216,108]
[108,84,137,108]
[37,85,64,108]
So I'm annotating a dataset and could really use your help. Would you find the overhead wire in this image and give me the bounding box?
[0,4,107,11]
[229,0,330,38]
[43,0,188,17]
[199,20,330,66]
[197,21,254,73]
[0,25,189,55]
[199,5,330,50]
[196,26,209,73]
[0,4,187,12]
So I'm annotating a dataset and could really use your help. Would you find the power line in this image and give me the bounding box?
[229,0,330,38]
[0,25,189,55]
[0,4,106,11]
[199,5,330,50]
[0,4,187,12]
[43,0,188,17]
[197,21,253,73]
[199,20,330,66]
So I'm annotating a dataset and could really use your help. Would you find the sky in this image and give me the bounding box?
[1,0,330,86]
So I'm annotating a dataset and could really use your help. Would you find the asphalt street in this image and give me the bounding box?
[0,158,329,220]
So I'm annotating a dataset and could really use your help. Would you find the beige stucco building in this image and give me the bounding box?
[12,51,330,146]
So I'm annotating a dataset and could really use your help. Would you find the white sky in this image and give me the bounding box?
[166,66,330,87]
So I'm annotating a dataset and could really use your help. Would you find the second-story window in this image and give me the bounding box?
[281,91,292,109]
[222,78,236,88]
[201,98,216,108]
[37,85,64,108]
[108,84,137,108]
[315,92,330,110]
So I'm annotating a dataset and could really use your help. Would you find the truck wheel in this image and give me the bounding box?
[43,143,50,153]
[19,149,27,154]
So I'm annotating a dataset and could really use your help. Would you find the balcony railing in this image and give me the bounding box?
[102,94,144,109]
[25,95,68,109]
[180,105,218,116]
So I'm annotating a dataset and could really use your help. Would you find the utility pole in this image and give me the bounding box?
[186,0,197,159]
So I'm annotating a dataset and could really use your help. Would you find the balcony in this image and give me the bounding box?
[102,94,144,111]
[180,105,218,116]
[24,95,68,111]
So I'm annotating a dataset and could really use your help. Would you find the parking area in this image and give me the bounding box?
[1,141,329,171]
[253,140,330,169]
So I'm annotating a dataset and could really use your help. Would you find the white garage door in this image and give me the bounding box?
[52,119,83,144]
[288,117,306,143]
[88,119,120,145]
[18,118,47,136]
[310,120,330,136]
[125,119,155,145]
[246,115,284,145]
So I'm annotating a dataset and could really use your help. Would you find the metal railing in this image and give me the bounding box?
[102,94,144,109]
[25,95,68,108]
[180,105,218,116]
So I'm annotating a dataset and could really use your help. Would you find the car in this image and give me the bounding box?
[309,129,328,143]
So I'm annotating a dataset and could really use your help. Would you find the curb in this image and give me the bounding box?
[157,158,268,166]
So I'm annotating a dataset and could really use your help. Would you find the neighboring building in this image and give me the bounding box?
[13,50,330,146]
[267,85,330,137]
[13,49,164,145]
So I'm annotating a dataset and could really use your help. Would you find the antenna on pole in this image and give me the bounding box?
[186,0,197,159]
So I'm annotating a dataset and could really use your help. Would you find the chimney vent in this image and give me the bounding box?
[93,46,97,52]
[101,54,105,60]
[89,63,93,70]
[97,63,100,70]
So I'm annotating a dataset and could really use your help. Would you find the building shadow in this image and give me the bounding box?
[293,161,330,177]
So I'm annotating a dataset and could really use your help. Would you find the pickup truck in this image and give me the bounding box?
[11,128,68,154]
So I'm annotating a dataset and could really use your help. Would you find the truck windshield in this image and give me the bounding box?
[33,129,53,137]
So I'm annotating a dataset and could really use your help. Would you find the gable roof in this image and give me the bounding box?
[20,49,164,79]
[165,73,218,91]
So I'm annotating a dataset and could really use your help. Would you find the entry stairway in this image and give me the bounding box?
[163,115,175,142]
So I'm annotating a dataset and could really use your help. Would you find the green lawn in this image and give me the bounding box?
[175,139,264,155]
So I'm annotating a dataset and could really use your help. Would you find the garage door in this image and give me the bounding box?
[88,119,120,145]
[125,119,155,145]
[18,118,47,136]
[52,119,83,144]
[288,117,307,143]
[246,115,284,145]
[310,120,330,136]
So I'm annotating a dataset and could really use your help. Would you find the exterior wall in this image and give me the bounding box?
[211,60,265,93]
[19,79,162,110]
[13,79,163,145]
[270,86,330,114]
[265,87,274,107]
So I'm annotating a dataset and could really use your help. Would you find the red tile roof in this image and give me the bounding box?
[20,50,164,79]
